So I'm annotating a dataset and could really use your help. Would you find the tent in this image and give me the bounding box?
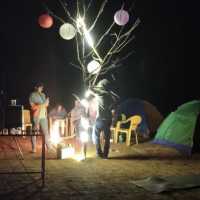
[114,98,163,137]
[153,100,200,155]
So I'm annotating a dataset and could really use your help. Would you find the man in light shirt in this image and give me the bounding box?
[29,82,51,153]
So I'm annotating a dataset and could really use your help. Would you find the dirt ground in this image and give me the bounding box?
[0,136,200,200]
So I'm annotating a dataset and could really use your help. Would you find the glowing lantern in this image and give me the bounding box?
[59,23,76,40]
[87,60,101,74]
[38,14,53,28]
[114,9,129,26]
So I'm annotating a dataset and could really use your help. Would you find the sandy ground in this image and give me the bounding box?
[0,136,200,200]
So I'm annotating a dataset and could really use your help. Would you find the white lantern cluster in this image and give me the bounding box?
[59,23,76,40]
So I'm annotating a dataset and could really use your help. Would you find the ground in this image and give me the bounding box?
[0,136,200,200]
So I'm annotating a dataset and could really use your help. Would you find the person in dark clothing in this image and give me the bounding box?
[90,79,118,159]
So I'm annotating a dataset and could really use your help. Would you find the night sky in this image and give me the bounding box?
[0,0,199,115]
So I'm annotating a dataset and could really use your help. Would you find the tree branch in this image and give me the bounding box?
[88,0,108,32]
[69,62,82,70]
[58,0,76,23]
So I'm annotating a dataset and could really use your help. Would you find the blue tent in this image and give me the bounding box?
[114,98,152,136]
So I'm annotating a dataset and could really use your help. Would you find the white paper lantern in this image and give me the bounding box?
[59,23,76,40]
[114,9,129,26]
[87,60,101,74]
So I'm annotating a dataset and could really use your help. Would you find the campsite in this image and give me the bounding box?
[1,99,200,199]
[1,0,199,199]
[0,137,200,200]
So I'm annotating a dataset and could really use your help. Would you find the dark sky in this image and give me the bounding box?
[0,0,199,115]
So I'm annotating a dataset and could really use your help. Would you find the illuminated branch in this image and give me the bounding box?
[86,21,115,58]
[88,0,108,32]
[86,0,93,12]
[58,0,76,23]
[75,35,84,69]
[100,50,135,74]
[120,18,141,39]
[112,35,135,54]
[69,62,82,70]
[101,24,125,60]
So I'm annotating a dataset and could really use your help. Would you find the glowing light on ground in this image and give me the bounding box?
[60,146,75,159]
[73,154,86,162]
[50,120,62,145]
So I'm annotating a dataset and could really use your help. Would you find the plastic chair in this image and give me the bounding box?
[113,115,142,146]
[22,109,32,131]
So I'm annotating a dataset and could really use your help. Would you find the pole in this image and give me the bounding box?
[41,134,46,187]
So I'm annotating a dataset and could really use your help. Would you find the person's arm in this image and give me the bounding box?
[30,94,49,108]
[29,93,39,111]
[30,102,48,112]
[70,109,82,123]
[29,93,49,117]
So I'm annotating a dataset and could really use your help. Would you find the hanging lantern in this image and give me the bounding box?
[87,60,101,74]
[114,9,129,26]
[38,14,53,28]
[59,23,76,40]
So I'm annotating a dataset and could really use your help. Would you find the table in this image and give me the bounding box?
[0,131,46,187]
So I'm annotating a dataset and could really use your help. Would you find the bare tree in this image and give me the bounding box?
[46,0,140,89]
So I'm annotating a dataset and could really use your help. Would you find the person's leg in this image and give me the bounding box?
[31,117,39,152]
[75,120,81,137]
[60,120,65,137]
[103,120,111,158]
[40,118,51,149]
[94,119,103,156]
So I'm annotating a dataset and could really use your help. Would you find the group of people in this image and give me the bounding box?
[29,80,117,159]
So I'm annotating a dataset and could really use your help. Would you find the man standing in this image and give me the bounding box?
[92,79,117,159]
[29,82,51,153]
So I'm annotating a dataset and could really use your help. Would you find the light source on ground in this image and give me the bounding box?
[87,60,101,74]
[114,9,129,26]
[73,154,86,162]
[59,23,76,40]
[58,145,75,159]
[50,120,62,145]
